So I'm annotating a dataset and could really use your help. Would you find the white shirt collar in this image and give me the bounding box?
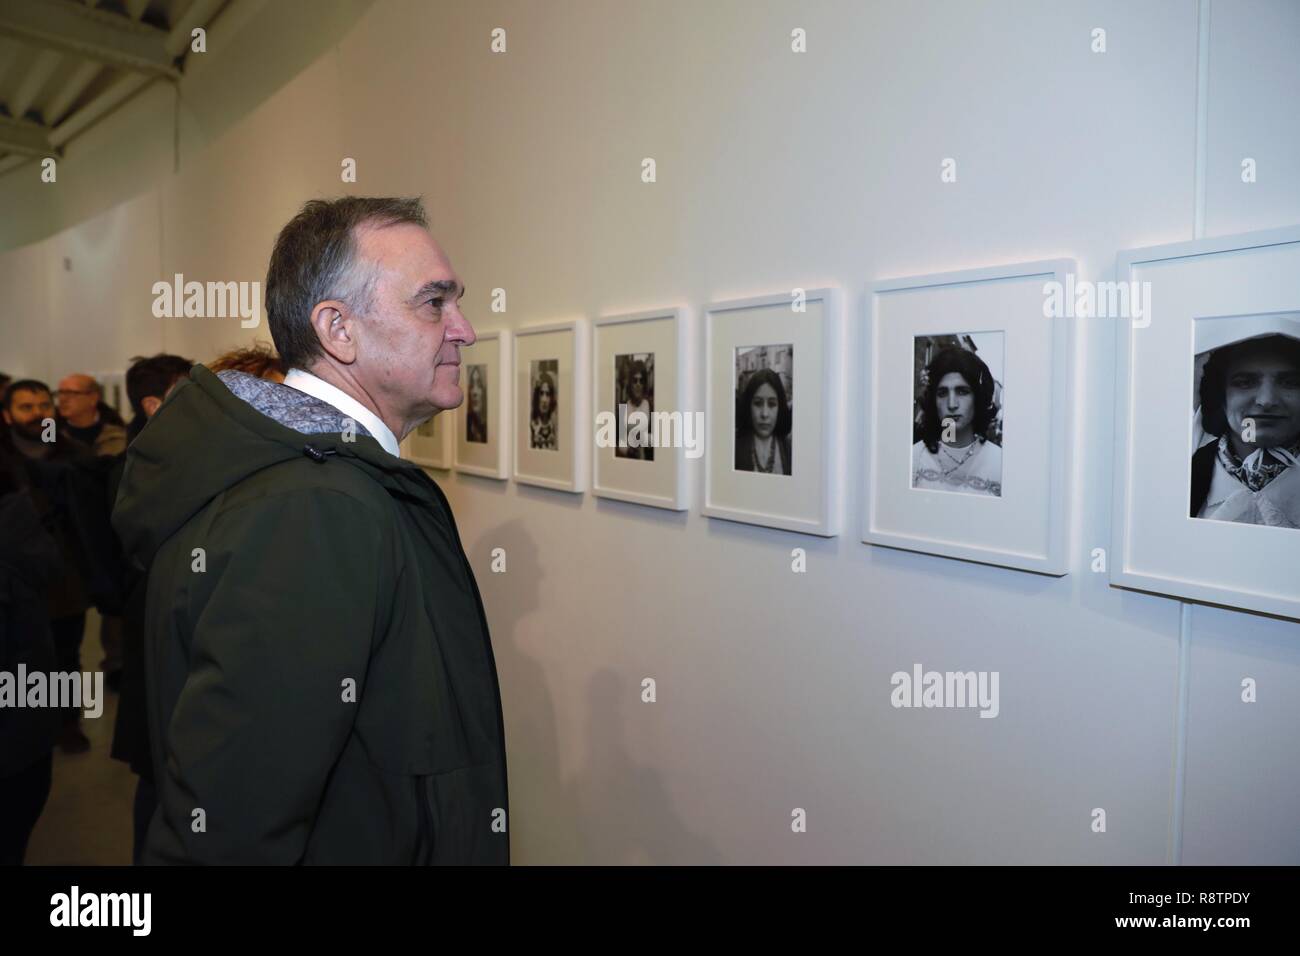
[283,368,401,458]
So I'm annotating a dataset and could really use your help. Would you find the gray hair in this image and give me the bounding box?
[264,196,428,370]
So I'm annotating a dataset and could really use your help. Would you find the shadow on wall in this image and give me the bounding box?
[471,517,720,864]
[580,669,723,865]
[471,517,578,863]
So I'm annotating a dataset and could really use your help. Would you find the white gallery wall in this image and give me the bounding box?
[1,0,1297,864]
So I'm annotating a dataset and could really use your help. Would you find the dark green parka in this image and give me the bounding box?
[112,366,509,865]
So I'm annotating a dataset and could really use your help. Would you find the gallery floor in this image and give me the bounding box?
[24,614,136,866]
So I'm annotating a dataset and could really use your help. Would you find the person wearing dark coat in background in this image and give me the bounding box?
[57,375,129,687]
[3,380,125,754]
[56,375,128,457]
[0,442,63,864]
[107,353,194,864]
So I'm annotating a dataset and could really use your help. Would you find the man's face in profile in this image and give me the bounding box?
[354,222,475,425]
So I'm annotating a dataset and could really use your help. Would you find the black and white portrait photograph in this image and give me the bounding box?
[911,332,1004,497]
[529,358,559,451]
[734,344,793,475]
[593,309,685,510]
[465,363,488,444]
[614,352,654,460]
[1191,318,1300,528]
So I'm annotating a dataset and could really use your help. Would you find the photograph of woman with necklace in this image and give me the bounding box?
[911,340,1003,497]
[734,347,793,476]
[529,362,559,451]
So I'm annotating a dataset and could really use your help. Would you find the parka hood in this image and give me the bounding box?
[112,365,430,569]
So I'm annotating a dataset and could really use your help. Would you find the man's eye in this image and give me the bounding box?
[429,298,443,310]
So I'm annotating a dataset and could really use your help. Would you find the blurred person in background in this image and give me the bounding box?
[3,380,124,753]
[207,342,287,382]
[56,375,127,457]
[57,374,129,689]
[109,354,194,863]
[0,441,63,864]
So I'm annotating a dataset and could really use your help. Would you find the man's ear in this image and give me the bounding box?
[310,300,359,365]
[1,409,11,425]
[141,396,163,418]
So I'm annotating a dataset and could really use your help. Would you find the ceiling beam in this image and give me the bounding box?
[0,31,19,70]
[43,56,100,126]
[0,152,34,176]
[49,71,152,147]
[0,0,180,79]
[9,46,63,119]
[0,112,59,157]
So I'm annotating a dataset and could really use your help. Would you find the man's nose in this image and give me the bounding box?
[1254,381,1278,406]
[449,304,476,346]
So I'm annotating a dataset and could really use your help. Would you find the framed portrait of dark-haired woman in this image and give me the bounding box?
[911,331,1005,498]
[1112,226,1300,620]
[513,319,587,493]
[592,307,690,511]
[863,260,1076,575]
[703,288,842,536]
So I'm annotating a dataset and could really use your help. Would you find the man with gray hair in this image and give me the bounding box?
[113,197,509,864]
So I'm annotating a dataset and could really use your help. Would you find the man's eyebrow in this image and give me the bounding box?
[411,279,465,302]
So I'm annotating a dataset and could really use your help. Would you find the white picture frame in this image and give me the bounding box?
[514,319,588,493]
[403,404,453,469]
[454,329,511,480]
[703,288,842,536]
[862,259,1075,575]
[1111,225,1300,620]
[591,307,691,511]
